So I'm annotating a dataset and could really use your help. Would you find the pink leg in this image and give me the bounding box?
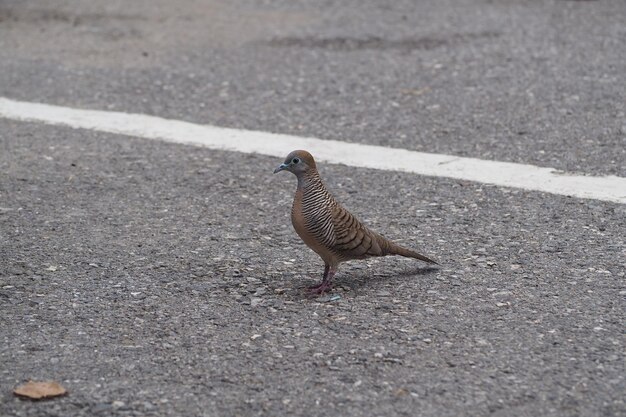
[308,264,330,290]
[308,266,336,295]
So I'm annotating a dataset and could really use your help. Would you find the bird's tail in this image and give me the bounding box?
[383,239,438,264]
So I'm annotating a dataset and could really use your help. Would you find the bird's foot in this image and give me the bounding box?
[307,281,333,295]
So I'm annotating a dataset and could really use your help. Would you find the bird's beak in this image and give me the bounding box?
[273,163,288,174]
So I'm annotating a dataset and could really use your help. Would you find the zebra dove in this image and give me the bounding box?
[274,150,437,294]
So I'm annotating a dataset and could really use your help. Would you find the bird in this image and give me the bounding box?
[273,150,437,294]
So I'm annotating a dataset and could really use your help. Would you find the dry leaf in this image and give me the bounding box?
[13,381,67,400]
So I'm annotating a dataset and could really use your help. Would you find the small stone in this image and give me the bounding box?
[395,388,409,396]
[318,294,341,302]
[250,334,262,340]
[112,401,125,409]
[250,297,263,307]
[92,403,113,414]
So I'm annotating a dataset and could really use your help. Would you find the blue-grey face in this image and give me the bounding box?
[273,153,305,175]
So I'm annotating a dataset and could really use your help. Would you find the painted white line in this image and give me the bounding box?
[0,97,624,204]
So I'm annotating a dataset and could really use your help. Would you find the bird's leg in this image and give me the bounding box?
[308,266,336,295]
[308,264,330,290]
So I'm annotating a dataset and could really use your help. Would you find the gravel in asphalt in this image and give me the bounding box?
[1,121,624,416]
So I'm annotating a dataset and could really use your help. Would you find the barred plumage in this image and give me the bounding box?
[274,150,437,294]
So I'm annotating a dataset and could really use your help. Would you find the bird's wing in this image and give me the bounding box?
[330,204,383,258]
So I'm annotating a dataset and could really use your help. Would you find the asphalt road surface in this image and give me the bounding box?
[1,1,625,416]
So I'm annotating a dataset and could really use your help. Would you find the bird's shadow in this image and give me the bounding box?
[295,265,439,297]
[342,265,439,290]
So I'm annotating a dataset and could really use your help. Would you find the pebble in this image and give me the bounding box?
[92,403,113,414]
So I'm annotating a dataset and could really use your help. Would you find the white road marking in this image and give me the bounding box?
[1,97,624,204]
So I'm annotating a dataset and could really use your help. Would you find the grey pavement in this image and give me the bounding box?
[1,0,625,176]
[1,1,625,416]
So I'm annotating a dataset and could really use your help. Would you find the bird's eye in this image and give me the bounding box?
[292,157,300,164]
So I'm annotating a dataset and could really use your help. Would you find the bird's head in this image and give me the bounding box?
[273,150,317,176]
